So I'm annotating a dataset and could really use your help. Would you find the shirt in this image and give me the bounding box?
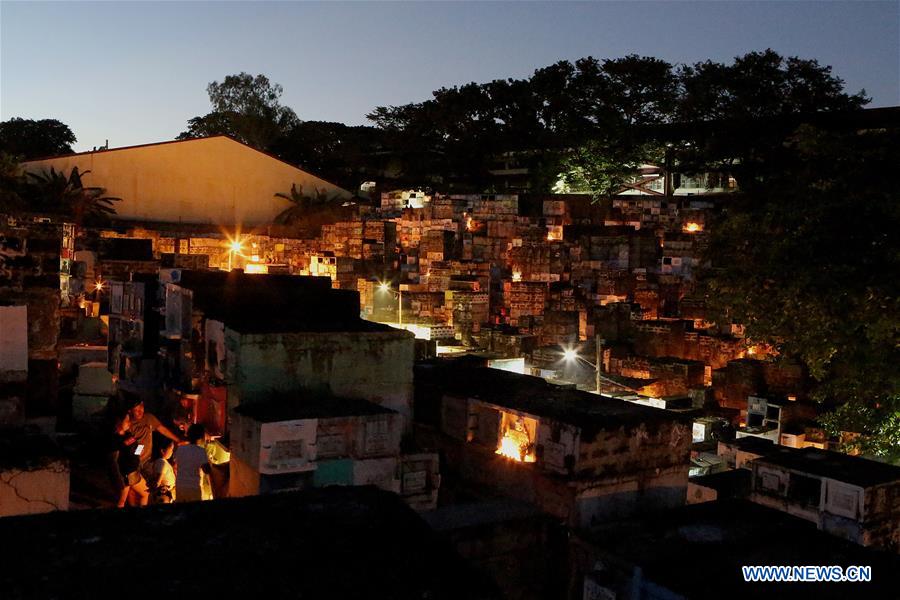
[174,444,209,490]
[151,458,176,492]
[130,413,162,466]
[108,430,140,487]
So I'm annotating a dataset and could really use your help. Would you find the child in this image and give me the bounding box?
[174,424,211,502]
[149,438,176,504]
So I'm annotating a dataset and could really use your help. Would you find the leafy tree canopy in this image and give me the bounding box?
[368,50,867,192]
[673,50,870,190]
[699,125,900,460]
[0,118,76,160]
[179,73,299,150]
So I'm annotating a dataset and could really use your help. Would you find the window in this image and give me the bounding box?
[788,473,822,507]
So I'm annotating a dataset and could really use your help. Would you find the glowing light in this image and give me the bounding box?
[379,282,390,293]
[512,270,522,282]
[94,281,104,292]
[226,235,246,271]
[496,423,536,463]
[562,348,578,362]
[683,222,703,233]
[245,264,268,274]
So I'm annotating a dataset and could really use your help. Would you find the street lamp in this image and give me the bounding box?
[93,279,105,303]
[561,335,605,393]
[378,281,403,325]
[227,238,243,271]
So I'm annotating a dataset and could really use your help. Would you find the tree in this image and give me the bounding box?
[268,121,387,191]
[179,73,298,150]
[27,166,120,225]
[273,184,348,236]
[367,55,680,191]
[539,55,676,197]
[674,49,870,190]
[0,153,26,212]
[0,118,76,160]
[366,50,867,194]
[698,125,900,460]
[553,139,663,198]
[178,112,239,141]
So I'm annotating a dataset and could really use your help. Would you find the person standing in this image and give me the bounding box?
[127,399,184,471]
[174,424,211,503]
[108,411,149,508]
[149,438,177,504]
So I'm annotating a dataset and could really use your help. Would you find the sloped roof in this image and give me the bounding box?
[20,135,352,226]
[22,134,347,192]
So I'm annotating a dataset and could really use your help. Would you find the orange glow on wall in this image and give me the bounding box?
[683,222,703,233]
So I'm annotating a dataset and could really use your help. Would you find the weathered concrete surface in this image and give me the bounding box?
[0,288,59,361]
[0,461,69,517]
[226,329,414,425]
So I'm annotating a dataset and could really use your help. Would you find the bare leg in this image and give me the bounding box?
[132,478,150,507]
[116,487,130,508]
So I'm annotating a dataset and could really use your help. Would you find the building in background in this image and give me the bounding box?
[21,136,351,226]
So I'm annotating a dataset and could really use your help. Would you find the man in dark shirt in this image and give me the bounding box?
[108,411,148,507]
[128,400,184,470]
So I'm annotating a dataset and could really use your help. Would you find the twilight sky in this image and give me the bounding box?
[2,1,898,152]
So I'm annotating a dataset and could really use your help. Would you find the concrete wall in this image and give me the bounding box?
[22,136,350,227]
[0,288,59,361]
[226,329,415,425]
[862,482,900,550]
[574,464,687,528]
[687,481,718,504]
[259,419,318,475]
[0,461,69,517]
[0,305,28,378]
[575,420,692,482]
[228,455,261,498]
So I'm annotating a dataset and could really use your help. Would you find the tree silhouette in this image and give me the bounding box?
[273,184,347,236]
[27,166,119,226]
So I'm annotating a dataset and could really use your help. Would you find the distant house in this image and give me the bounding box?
[20,136,351,227]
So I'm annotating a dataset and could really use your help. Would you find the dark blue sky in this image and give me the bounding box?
[2,1,897,151]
